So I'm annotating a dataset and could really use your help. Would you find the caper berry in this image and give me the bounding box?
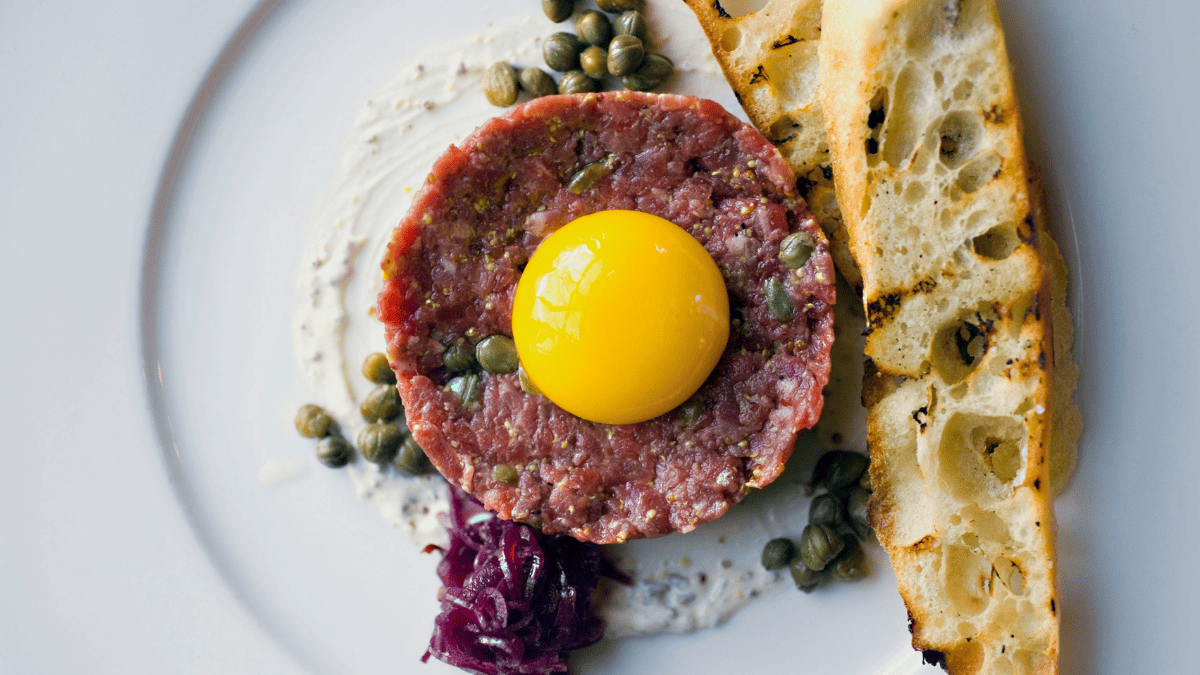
[543,32,582,72]
[295,404,333,438]
[846,487,872,540]
[761,537,797,570]
[576,10,612,47]
[558,70,598,95]
[765,277,794,323]
[518,67,558,99]
[808,492,846,528]
[607,34,644,77]
[393,435,432,476]
[442,342,476,373]
[361,352,396,384]
[357,423,403,465]
[360,384,402,423]
[829,535,870,582]
[476,335,519,374]
[447,373,483,410]
[597,0,644,12]
[621,53,673,91]
[789,557,825,593]
[678,398,705,428]
[567,157,615,194]
[542,0,574,23]
[799,523,845,572]
[492,463,519,486]
[812,450,869,491]
[518,364,543,396]
[580,45,608,80]
[484,62,519,107]
[778,231,816,269]
[316,435,354,468]
[613,10,648,42]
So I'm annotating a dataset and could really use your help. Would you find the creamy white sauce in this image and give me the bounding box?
[257,458,307,487]
[290,4,867,638]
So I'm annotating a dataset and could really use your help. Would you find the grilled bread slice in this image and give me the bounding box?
[819,0,1064,672]
[683,0,861,292]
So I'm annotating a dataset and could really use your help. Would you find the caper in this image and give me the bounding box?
[678,398,705,428]
[761,537,797,570]
[361,352,396,384]
[808,492,846,528]
[542,0,574,23]
[393,436,432,476]
[442,342,476,373]
[492,463,519,486]
[519,67,558,99]
[847,487,872,539]
[812,450,869,491]
[576,10,612,47]
[829,535,870,582]
[543,32,582,72]
[359,384,402,423]
[580,45,608,80]
[567,157,615,194]
[778,231,816,269]
[484,62,519,107]
[295,404,333,438]
[518,364,543,396]
[789,558,825,593]
[765,277,794,323]
[558,70,598,95]
[799,523,845,572]
[446,373,483,410]
[859,468,873,492]
[598,0,644,12]
[613,10,648,42]
[606,34,644,77]
[357,423,403,464]
[475,335,519,374]
[621,53,673,91]
[316,435,354,468]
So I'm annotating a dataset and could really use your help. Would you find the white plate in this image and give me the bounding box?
[4,0,1200,673]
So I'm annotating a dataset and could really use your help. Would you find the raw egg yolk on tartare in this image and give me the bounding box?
[512,210,729,425]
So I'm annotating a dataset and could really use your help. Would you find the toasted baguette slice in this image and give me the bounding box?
[820,1,1064,673]
[683,0,862,292]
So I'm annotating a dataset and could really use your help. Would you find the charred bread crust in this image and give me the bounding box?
[819,1,1075,672]
[683,0,862,293]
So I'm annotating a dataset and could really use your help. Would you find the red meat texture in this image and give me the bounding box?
[378,92,835,543]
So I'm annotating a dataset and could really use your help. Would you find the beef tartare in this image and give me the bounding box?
[378,91,834,543]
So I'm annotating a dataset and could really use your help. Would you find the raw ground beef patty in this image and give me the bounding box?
[378,92,835,543]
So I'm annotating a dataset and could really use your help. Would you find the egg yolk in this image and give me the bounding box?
[512,210,729,425]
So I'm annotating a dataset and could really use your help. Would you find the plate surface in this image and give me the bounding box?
[4,0,1200,674]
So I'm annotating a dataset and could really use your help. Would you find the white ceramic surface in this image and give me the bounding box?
[3,1,1198,674]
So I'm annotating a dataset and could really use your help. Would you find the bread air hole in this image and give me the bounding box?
[719,0,769,18]
[938,110,983,169]
[765,50,817,103]
[903,180,927,204]
[932,315,989,384]
[995,558,1026,595]
[720,25,743,53]
[955,150,1002,193]
[938,413,1028,504]
[767,115,799,144]
[943,543,991,615]
[973,220,1021,260]
[882,65,931,168]
[961,503,1011,544]
[865,87,888,168]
